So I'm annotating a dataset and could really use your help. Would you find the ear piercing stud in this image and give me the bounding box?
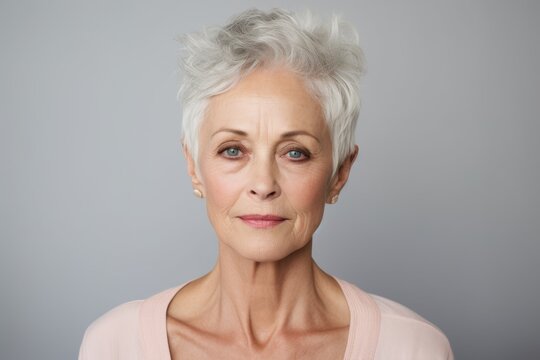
[193,189,204,198]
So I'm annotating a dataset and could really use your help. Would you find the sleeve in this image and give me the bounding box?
[371,294,454,360]
[78,300,143,360]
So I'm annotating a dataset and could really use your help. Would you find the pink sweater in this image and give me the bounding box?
[79,277,453,359]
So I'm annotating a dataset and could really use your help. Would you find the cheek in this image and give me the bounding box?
[282,166,330,229]
[284,162,331,205]
[200,160,245,217]
[291,178,326,208]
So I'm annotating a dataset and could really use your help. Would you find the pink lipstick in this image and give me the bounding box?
[238,214,287,229]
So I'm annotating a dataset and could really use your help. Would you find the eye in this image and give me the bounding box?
[288,150,303,159]
[219,146,244,159]
[284,148,309,161]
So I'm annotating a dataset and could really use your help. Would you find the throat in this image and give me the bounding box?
[166,243,351,354]
[218,268,318,345]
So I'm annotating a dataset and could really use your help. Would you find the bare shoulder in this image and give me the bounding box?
[370,294,454,359]
[79,300,143,359]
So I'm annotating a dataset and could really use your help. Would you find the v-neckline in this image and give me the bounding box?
[138,277,380,360]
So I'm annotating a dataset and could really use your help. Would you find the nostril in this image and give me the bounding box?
[264,191,277,199]
[249,189,277,198]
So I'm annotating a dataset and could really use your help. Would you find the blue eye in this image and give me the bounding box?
[285,149,309,161]
[221,147,243,158]
[288,150,303,159]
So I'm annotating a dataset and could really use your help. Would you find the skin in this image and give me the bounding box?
[167,67,359,359]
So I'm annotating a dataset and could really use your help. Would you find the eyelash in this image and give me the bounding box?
[282,146,310,161]
[217,145,310,162]
[218,145,245,160]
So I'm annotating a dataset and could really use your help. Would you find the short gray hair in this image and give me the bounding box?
[178,8,364,176]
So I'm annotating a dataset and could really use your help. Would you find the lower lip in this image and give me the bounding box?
[239,218,285,229]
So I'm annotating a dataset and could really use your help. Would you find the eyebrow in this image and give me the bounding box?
[211,128,247,137]
[280,130,320,143]
[211,129,320,143]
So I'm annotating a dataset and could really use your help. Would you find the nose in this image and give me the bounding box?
[247,156,281,201]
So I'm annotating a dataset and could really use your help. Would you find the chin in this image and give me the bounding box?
[223,236,307,263]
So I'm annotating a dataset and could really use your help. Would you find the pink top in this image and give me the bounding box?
[79,277,453,359]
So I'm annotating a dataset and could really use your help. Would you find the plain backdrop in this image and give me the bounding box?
[1,0,539,359]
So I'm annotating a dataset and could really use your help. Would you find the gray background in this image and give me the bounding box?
[1,0,539,359]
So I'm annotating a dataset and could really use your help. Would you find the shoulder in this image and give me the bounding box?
[78,300,143,360]
[369,293,454,360]
[78,285,185,360]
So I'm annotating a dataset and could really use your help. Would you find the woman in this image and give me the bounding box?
[79,8,453,359]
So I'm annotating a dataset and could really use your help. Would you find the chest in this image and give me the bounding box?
[167,320,349,360]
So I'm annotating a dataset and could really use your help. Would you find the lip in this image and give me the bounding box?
[238,214,287,229]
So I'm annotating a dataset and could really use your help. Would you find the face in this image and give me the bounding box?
[186,68,355,262]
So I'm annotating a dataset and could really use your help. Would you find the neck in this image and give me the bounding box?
[201,240,331,347]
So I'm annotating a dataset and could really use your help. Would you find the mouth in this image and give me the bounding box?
[237,214,288,229]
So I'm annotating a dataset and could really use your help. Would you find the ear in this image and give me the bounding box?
[326,145,359,204]
[182,144,204,189]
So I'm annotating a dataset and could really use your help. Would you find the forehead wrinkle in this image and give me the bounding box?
[206,105,326,149]
[213,95,314,120]
[255,100,271,152]
[206,77,325,146]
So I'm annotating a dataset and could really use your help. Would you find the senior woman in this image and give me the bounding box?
[79,8,453,360]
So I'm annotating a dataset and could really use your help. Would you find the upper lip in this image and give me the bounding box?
[238,214,287,221]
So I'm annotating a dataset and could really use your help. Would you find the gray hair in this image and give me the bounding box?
[178,8,364,176]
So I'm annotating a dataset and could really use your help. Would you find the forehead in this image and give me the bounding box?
[203,68,326,134]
